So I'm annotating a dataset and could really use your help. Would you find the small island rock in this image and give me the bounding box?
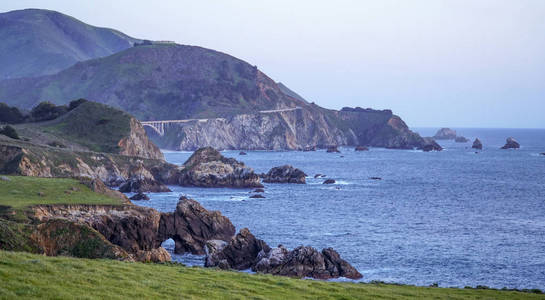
[501,137,520,149]
[472,138,483,150]
[323,179,336,184]
[433,128,457,140]
[129,192,150,201]
[262,165,306,184]
[326,146,340,153]
[455,136,469,143]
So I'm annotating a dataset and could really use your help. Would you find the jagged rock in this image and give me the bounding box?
[129,192,150,201]
[327,146,340,153]
[133,247,171,262]
[472,138,483,150]
[249,194,265,199]
[314,174,323,178]
[323,179,336,184]
[174,147,262,188]
[253,188,265,193]
[501,137,520,149]
[205,228,362,280]
[455,136,469,143]
[355,146,369,151]
[205,228,270,270]
[254,246,363,280]
[261,165,306,184]
[159,196,235,254]
[239,151,247,155]
[433,128,457,140]
[419,138,443,152]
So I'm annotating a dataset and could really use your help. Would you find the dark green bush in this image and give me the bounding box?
[68,99,88,111]
[0,125,20,139]
[0,102,25,124]
[30,102,68,122]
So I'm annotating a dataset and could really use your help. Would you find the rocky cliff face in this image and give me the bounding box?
[119,118,164,160]
[150,107,438,151]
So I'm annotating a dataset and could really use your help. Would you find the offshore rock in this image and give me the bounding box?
[129,192,150,201]
[455,136,469,143]
[323,179,336,184]
[254,246,363,280]
[261,165,306,184]
[433,128,457,140]
[355,146,369,151]
[327,146,340,153]
[419,138,443,152]
[501,137,520,149]
[205,228,362,280]
[472,138,483,150]
[173,147,262,188]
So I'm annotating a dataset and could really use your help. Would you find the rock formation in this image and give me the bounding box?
[323,179,336,184]
[261,165,306,184]
[433,128,457,140]
[472,138,483,150]
[171,147,263,188]
[327,146,340,153]
[419,138,443,152]
[129,193,150,201]
[205,228,362,280]
[501,137,520,149]
[159,196,235,255]
[455,136,469,143]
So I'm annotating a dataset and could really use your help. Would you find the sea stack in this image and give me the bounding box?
[472,138,483,150]
[433,128,457,140]
[501,137,520,149]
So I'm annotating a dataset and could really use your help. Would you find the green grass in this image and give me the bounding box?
[0,176,124,209]
[0,251,542,300]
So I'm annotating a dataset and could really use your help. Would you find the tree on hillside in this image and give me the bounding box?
[0,103,25,124]
[0,125,20,139]
[30,102,68,122]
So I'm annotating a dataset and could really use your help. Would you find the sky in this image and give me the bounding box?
[1,0,544,128]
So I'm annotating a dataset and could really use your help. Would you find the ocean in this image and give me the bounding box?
[133,128,545,289]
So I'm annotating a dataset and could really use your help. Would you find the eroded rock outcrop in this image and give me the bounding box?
[159,196,235,255]
[172,147,262,188]
[501,137,520,149]
[205,228,362,280]
[261,165,306,184]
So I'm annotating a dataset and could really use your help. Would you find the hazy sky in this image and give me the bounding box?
[2,0,545,128]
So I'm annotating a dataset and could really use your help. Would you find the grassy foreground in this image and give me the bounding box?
[0,176,124,209]
[0,251,542,300]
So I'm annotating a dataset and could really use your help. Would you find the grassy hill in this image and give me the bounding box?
[0,251,542,300]
[0,43,306,120]
[0,9,139,79]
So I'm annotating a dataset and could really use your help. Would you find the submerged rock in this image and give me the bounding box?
[253,188,265,193]
[501,137,520,149]
[327,146,340,153]
[472,138,483,150]
[540,153,545,156]
[355,146,369,151]
[455,136,469,143]
[261,165,306,184]
[433,128,457,140]
[249,194,265,199]
[239,151,247,155]
[323,179,336,184]
[129,192,150,201]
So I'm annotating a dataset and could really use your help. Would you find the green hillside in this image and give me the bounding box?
[0,43,305,120]
[0,9,138,79]
[0,251,542,300]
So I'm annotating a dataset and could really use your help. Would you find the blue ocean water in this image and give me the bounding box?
[134,128,545,289]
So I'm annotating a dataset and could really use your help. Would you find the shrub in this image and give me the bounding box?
[68,99,88,111]
[0,102,25,124]
[0,125,20,139]
[30,102,68,122]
